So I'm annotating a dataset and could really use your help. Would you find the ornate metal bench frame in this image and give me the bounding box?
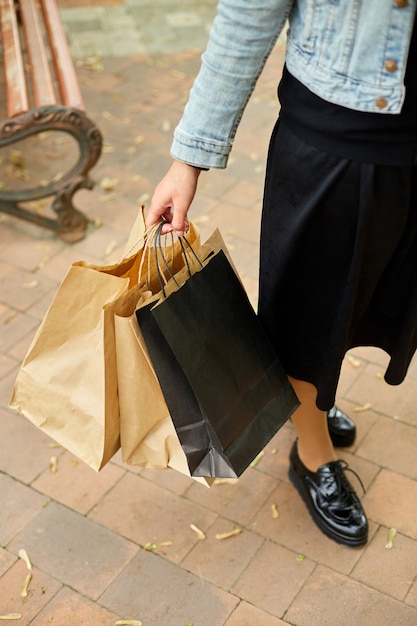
[0,0,103,242]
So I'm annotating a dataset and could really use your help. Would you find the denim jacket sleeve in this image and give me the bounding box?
[170,0,294,169]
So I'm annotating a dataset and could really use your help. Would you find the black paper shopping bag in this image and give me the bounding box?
[136,240,299,479]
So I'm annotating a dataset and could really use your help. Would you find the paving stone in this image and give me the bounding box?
[0,560,62,624]
[0,262,57,313]
[182,518,264,589]
[247,421,296,482]
[364,470,417,539]
[107,34,147,57]
[225,602,288,626]
[337,354,364,398]
[405,353,417,382]
[348,346,391,369]
[30,586,120,625]
[0,408,61,484]
[99,548,238,626]
[346,361,417,425]
[0,366,20,410]
[285,565,417,626]
[8,502,139,600]
[165,11,204,27]
[0,239,63,273]
[0,547,16,577]
[186,465,277,526]
[31,450,125,514]
[6,330,42,363]
[89,471,217,563]
[0,474,46,545]
[0,353,19,381]
[406,579,417,609]
[351,525,417,600]
[356,414,417,478]
[231,540,315,618]
[0,309,39,353]
[140,465,195,495]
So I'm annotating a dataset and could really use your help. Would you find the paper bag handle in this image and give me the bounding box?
[152,222,203,297]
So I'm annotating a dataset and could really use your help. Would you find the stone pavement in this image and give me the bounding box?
[1,2,417,625]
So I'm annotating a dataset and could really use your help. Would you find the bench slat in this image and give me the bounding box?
[40,0,85,110]
[19,0,57,108]
[0,0,30,116]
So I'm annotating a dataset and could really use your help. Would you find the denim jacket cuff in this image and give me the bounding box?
[170,130,231,170]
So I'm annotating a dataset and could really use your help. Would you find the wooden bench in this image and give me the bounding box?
[0,0,103,241]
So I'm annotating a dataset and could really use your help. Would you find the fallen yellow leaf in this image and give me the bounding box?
[271,504,279,519]
[144,541,172,551]
[215,528,243,540]
[8,149,24,167]
[347,355,361,368]
[18,549,32,571]
[100,177,119,192]
[353,403,372,413]
[385,527,397,549]
[190,524,206,540]
[20,573,32,598]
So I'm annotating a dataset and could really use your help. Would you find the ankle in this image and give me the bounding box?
[296,439,336,472]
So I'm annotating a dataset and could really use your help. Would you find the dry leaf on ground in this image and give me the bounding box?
[215,529,243,540]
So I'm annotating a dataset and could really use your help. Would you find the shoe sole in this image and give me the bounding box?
[288,467,368,548]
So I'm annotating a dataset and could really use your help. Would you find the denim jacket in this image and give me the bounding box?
[171,0,416,169]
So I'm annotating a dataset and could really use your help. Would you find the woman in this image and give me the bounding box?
[146,0,417,548]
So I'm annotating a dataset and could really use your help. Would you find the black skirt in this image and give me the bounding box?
[258,120,417,411]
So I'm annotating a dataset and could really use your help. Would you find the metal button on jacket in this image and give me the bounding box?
[385,59,398,72]
[376,97,388,109]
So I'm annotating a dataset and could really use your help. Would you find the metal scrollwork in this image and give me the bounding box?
[0,105,103,241]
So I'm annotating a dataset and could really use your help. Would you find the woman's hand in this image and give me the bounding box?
[146,160,203,235]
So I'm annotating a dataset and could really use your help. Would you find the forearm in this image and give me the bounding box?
[171,0,293,169]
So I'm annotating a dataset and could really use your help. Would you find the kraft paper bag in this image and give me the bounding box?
[9,212,200,471]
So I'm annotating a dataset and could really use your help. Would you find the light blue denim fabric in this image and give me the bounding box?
[171,0,416,169]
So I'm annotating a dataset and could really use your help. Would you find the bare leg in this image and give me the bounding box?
[289,377,336,472]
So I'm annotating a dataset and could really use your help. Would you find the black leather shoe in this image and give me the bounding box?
[327,406,356,448]
[289,440,368,547]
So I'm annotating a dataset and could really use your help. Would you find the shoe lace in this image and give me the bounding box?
[333,460,366,496]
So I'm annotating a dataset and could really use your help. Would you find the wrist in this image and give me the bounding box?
[172,160,208,174]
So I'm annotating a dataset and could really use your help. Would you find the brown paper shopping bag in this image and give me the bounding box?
[9,211,147,470]
[9,211,199,471]
[114,293,201,474]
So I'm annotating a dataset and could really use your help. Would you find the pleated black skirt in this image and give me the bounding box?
[258,120,417,411]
